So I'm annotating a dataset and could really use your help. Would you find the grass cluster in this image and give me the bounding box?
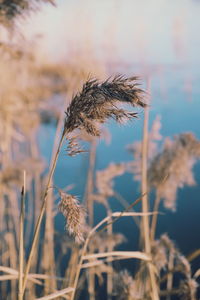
[0,2,200,300]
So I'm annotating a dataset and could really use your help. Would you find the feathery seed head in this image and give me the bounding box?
[95,162,127,200]
[151,234,176,271]
[58,191,86,244]
[64,76,146,137]
[148,132,200,211]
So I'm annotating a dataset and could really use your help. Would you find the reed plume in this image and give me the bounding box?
[148,132,200,211]
[64,76,146,137]
[96,163,127,199]
[58,191,86,244]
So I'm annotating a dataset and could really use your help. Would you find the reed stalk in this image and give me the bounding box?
[18,171,26,300]
[43,190,56,294]
[106,210,113,300]
[6,196,18,300]
[85,140,96,226]
[166,249,174,300]
[85,140,96,300]
[22,132,66,295]
[141,79,159,300]
[150,194,161,241]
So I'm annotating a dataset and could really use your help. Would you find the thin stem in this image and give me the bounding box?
[107,210,113,300]
[166,250,174,300]
[18,171,26,300]
[150,194,160,241]
[84,140,96,300]
[85,140,96,226]
[141,79,159,300]
[22,132,66,295]
[141,101,150,253]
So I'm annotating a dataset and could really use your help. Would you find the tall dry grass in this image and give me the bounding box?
[1,2,200,300]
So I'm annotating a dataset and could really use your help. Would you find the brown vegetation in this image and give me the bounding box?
[0,2,200,300]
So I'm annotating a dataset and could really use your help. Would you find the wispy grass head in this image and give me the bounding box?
[64,76,146,137]
[58,191,86,244]
[148,132,200,211]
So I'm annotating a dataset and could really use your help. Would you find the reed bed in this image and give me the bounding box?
[1,2,200,300]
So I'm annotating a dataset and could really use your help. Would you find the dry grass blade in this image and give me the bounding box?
[36,287,74,300]
[111,212,160,217]
[0,275,19,281]
[83,251,151,262]
[0,275,42,285]
[0,266,43,285]
[187,249,200,262]
[0,266,18,275]
[82,254,154,269]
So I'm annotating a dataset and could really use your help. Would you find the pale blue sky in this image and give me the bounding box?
[22,0,200,66]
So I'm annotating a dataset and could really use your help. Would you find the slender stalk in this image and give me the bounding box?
[22,132,66,295]
[107,210,113,300]
[141,98,150,253]
[166,250,174,300]
[36,287,74,300]
[85,140,96,226]
[150,194,160,241]
[84,140,96,300]
[18,171,26,300]
[88,267,95,300]
[83,251,150,261]
[141,79,159,300]
[64,248,80,288]
[42,99,69,293]
[43,190,56,294]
